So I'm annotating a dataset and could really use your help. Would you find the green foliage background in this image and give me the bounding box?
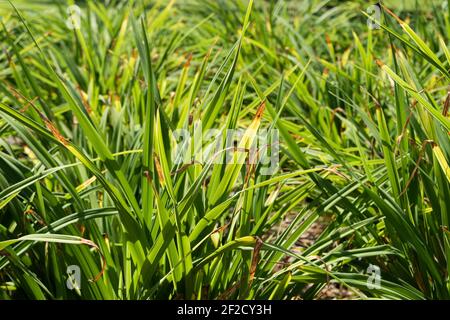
[0,0,449,300]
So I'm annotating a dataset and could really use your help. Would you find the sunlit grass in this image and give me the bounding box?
[0,0,449,300]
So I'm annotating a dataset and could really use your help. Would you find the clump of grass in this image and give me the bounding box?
[0,0,449,300]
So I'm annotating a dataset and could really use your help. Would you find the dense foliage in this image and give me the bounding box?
[0,0,449,300]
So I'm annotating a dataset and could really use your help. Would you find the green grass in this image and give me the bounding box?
[0,0,449,300]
